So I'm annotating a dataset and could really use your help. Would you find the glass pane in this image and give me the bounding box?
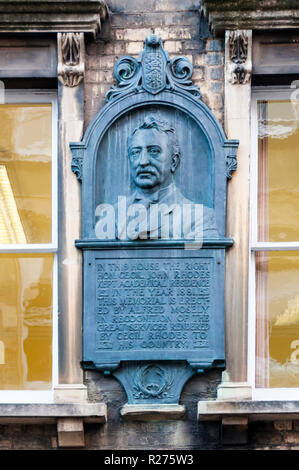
[0,254,53,390]
[256,251,299,388]
[257,99,299,242]
[0,103,52,244]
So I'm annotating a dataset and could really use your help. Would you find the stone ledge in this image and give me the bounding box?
[198,400,299,422]
[0,403,107,424]
[203,0,299,33]
[0,1,108,37]
[121,404,186,421]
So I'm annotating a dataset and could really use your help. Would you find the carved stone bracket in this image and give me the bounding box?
[224,140,239,179]
[106,35,201,102]
[227,31,251,85]
[226,155,237,179]
[58,32,85,87]
[70,144,85,182]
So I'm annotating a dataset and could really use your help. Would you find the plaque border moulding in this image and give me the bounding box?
[70,36,239,411]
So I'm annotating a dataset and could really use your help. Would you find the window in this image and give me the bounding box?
[250,88,299,399]
[0,90,57,403]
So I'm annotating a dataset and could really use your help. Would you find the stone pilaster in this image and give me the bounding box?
[54,32,87,404]
[217,30,253,400]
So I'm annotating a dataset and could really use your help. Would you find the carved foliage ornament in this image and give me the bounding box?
[58,32,85,87]
[106,35,201,102]
[228,30,251,85]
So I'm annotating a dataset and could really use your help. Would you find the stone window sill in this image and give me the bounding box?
[0,403,107,447]
[198,400,299,422]
[198,400,299,445]
[0,403,107,424]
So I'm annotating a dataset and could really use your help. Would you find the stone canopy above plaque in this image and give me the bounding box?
[71,36,238,408]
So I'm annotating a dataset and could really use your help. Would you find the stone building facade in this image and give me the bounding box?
[0,0,299,451]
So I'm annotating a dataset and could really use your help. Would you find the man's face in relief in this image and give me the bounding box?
[128,128,177,191]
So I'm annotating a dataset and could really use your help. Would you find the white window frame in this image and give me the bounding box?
[249,86,299,400]
[0,90,58,403]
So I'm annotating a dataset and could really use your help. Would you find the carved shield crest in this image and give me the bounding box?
[141,35,167,94]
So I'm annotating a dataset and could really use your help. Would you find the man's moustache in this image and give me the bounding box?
[136,168,157,176]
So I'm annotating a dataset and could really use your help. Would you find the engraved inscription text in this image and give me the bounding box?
[96,258,213,352]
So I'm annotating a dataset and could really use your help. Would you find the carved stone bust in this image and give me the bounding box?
[105,115,218,240]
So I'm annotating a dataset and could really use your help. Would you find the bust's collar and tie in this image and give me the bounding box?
[132,183,178,210]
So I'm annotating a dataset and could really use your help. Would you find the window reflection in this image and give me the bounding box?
[0,104,52,244]
[258,99,299,242]
[0,254,53,390]
[0,165,26,243]
[256,251,299,388]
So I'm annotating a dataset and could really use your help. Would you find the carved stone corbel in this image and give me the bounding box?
[58,32,85,87]
[227,30,251,85]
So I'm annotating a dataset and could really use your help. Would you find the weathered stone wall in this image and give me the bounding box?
[84,0,224,129]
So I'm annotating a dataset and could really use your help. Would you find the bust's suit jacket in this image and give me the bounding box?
[116,182,218,240]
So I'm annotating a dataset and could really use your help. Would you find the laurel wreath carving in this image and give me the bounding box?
[132,364,174,400]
